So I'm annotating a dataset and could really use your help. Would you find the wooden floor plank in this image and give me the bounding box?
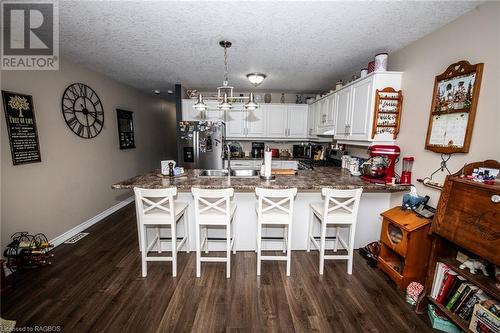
[1,203,433,332]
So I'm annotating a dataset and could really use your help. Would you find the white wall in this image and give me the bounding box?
[388,3,500,207]
[1,58,177,248]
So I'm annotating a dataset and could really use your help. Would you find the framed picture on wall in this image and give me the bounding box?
[425,60,484,154]
[2,90,42,165]
[116,109,135,149]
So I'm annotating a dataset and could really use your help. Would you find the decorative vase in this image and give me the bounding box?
[335,80,343,90]
[360,68,368,77]
[367,61,375,73]
[264,93,272,103]
[280,93,285,103]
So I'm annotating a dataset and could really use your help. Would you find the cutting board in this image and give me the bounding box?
[272,169,297,176]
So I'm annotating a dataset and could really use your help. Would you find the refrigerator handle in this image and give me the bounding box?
[193,130,200,167]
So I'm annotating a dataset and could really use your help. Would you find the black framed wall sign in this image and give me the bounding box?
[2,91,42,165]
[116,109,135,149]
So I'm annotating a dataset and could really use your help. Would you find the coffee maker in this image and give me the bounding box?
[361,145,400,184]
[251,142,265,158]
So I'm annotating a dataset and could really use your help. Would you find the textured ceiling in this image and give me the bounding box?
[60,1,479,96]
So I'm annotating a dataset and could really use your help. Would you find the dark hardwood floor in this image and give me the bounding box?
[1,204,433,332]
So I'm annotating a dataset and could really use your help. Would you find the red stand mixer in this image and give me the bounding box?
[361,145,400,184]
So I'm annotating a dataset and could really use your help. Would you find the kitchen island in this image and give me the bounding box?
[113,167,408,250]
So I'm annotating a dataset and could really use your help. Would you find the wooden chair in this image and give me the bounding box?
[307,188,363,275]
[133,187,189,277]
[255,187,297,276]
[191,188,236,278]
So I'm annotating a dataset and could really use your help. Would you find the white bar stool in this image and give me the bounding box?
[133,187,189,277]
[307,188,363,275]
[191,187,236,278]
[255,187,297,276]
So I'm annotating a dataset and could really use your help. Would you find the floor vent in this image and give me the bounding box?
[64,232,89,244]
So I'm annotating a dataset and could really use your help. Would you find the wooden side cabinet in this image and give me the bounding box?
[378,207,432,290]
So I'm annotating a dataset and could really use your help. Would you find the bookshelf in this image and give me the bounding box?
[418,160,500,332]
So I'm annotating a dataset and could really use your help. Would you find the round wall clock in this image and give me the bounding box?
[61,83,104,138]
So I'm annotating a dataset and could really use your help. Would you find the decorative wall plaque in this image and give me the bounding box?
[116,109,135,149]
[2,91,42,165]
[425,60,484,153]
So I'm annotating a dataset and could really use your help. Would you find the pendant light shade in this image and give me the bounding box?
[246,73,267,87]
[193,94,208,111]
[218,93,232,111]
[244,93,259,110]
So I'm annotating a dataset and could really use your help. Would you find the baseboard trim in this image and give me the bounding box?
[50,196,134,247]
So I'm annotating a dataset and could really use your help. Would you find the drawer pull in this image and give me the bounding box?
[492,194,500,203]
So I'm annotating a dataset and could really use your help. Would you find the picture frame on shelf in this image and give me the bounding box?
[425,60,484,154]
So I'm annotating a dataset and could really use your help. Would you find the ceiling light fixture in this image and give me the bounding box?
[194,40,259,112]
[246,73,267,87]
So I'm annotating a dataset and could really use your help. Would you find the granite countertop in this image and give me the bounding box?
[112,167,408,193]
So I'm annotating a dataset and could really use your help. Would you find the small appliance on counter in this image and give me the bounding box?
[311,144,323,160]
[361,145,400,184]
[227,141,243,158]
[400,157,414,185]
[270,148,280,158]
[251,142,265,158]
[293,143,311,159]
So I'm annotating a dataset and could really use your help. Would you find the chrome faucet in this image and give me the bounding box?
[225,143,231,174]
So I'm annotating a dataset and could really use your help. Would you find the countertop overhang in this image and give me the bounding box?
[112,167,408,193]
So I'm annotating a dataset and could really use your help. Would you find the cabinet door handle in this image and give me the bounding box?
[492,195,500,203]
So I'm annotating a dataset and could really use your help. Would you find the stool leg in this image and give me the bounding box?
[171,222,177,277]
[204,226,209,254]
[286,222,292,276]
[184,210,190,253]
[157,227,162,253]
[282,226,287,253]
[333,227,339,252]
[347,225,355,275]
[226,223,231,278]
[307,209,313,252]
[141,225,147,277]
[319,220,327,275]
[257,221,262,276]
[232,218,236,255]
[195,222,201,278]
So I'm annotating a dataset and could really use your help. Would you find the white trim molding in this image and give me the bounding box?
[50,196,134,247]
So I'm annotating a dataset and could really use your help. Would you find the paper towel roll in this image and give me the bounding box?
[264,151,272,177]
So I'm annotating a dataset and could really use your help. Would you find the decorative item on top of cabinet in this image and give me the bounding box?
[61,83,104,139]
[371,87,403,139]
[425,60,484,154]
[2,91,42,165]
[116,109,135,149]
[264,93,272,103]
[377,206,432,290]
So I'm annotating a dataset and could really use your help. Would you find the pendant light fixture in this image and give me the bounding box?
[246,73,267,87]
[193,93,208,111]
[193,40,262,112]
[244,93,258,110]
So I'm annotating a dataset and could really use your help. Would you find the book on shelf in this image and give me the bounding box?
[457,290,487,320]
[436,270,459,304]
[453,284,479,313]
[445,277,467,310]
[469,302,500,333]
[431,262,450,299]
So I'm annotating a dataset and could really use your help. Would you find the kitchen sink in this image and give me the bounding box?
[230,169,259,177]
[199,169,259,177]
[199,169,229,177]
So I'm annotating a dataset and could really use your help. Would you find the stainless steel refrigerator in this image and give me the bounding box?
[178,121,225,169]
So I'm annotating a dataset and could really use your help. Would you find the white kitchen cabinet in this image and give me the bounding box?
[224,160,256,169]
[307,102,319,138]
[349,77,373,141]
[287,105,308,138]
[317,98,329,128]
[334,86,352,140]
[266,104,288,137]
[225,108,247,138]
[281,161,299,170]
[326,94,336,126]
[246,107,267,137]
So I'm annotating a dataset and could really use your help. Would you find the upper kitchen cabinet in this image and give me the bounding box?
[226,105,267,138]
[312,71,402,145]
[246,107,267,137]
[286,105,308,138]
[181,99,225,121]
[266,104,308,139]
